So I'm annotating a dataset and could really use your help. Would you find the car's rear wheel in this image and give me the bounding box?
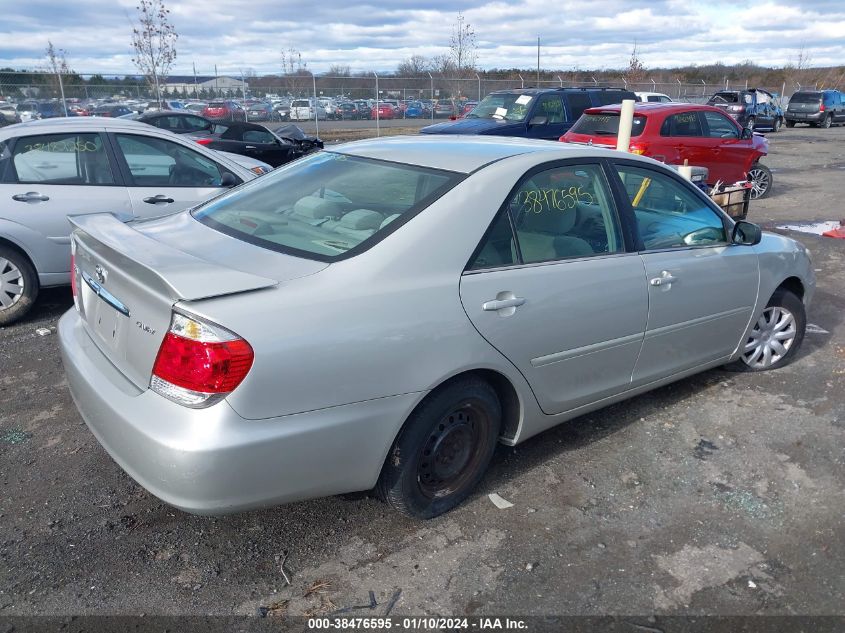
[821,113,832,129]
[725,289,805,372]
[0,246,39,326]
[748,163,772,199]
[376,378,501,519]
[746,116,756,132]
[772,117,782,132]
[786,120,795,128]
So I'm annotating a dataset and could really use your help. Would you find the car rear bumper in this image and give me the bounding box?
[785,111,823,122]
[58,309,422,515]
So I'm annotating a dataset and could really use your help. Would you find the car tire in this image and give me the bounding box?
[376,378,501,519]
[746,116,756,132]
[772,117,782,132]
[748,162,772,199]
[0,246,39,326]
[724,289,805,372]
[821,113,832,129]
[785,120,795,128]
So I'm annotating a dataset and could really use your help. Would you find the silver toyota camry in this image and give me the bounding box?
[59,136,815,519]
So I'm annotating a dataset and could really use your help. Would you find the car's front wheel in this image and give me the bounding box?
[376,378,501,519]
[726,289,805,372]
[748,163,772,199]
[0,246,39,326]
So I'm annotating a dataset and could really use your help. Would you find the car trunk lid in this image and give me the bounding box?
[70,213,322,390]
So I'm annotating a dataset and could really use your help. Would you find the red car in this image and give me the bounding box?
[371,103,395,119]
[202,100,246,121]
[560,103,772,198]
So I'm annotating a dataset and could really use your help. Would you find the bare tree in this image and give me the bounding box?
[449,12,477,76]
[131,0,178,104]
[45,41,71,109]
[328,64,351,77]
[397,55,433,77]
[624,40,646,85]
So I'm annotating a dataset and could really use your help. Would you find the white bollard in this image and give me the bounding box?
[616,99,636,153]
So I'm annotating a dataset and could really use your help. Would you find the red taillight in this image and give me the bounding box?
[194,138,213,145]
[819,103,825,111]
[629,143,648,155]
[152,333,253,393]
[151,313,253,407]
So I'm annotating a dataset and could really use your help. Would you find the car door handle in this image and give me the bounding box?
[482,297,526,311]
[143,195,175,204]
[244,145,257,150]
[650,271,678,286]
[12,192,49,203]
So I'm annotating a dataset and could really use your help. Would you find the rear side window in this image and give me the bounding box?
[8,133,114,185]
[660,112,704,137]
[469,163,623,269]
[194,152,461,261]
[565,93,593,120]
[569,113,646,137]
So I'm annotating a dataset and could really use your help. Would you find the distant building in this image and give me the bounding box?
[164,75,248,96]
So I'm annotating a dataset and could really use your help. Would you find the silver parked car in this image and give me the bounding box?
[0,117,265,324]
[59,136,815,519]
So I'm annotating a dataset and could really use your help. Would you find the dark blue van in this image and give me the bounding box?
[420,87,636,141]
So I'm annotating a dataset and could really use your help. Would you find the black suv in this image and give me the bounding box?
[785,90,845,128]
[420,87,637,140]
[707,89,784,132]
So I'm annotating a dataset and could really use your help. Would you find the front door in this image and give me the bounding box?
[611,162,759,385]
[695,110,750,183]
[460,161,648,415]
[110,132,233,219]
[525,94,570,140]
[0,131,131,277]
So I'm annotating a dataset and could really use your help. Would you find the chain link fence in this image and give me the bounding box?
[0,69,814,130]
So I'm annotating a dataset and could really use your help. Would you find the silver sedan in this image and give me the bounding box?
[59,136,815,518]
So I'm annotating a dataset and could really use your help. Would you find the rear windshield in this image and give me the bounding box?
[710,92,740,104]
[789,92,821,103]
[569,113,646,137]
[194,152,462,261]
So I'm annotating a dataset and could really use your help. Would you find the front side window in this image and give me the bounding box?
[702,111,739,138]
[194,152,460,260]
[534,95,564,123]
[469,163,622,269]
[660,111,704,137]
[115,134,223,187]
[615,164,727,250]
[9,133,114,185]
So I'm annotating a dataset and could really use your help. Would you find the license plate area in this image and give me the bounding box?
[80,270,130,350]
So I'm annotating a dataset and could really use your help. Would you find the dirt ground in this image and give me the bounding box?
[1,127,843,621]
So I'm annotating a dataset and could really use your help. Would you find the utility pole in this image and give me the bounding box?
[537,36,540,86]
[193,62,198,98]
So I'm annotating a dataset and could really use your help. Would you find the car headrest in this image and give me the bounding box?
[292,196,342,219]
[339,209,384,230]
[519,201,578,234]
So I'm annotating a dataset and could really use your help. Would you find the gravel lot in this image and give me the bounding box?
[1,127,843,620]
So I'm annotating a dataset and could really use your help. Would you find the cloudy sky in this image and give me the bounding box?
[1,0,843,75]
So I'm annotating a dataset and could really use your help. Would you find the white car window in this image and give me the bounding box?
[115,134,223,187]
[9,133,114,185]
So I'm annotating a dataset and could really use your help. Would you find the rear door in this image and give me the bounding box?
[109,132,238,218]
[459,160,648,415]
[0,131,131,277]
[611,162,759,385]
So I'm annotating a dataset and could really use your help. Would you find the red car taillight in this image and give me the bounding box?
[819,103,825,112]
[151,313,254,408]
[628,143,648,155]
[194,138,213,145]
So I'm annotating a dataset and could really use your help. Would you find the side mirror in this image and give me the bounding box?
[732,220,762,245]
[741,127,753,140]
[220,172,239,188]
[529,115,548,126]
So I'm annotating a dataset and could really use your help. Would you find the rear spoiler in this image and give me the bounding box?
[70,213,278,301]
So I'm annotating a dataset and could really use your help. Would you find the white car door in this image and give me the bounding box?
[0,130,131,279]
[109,132,238,219]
